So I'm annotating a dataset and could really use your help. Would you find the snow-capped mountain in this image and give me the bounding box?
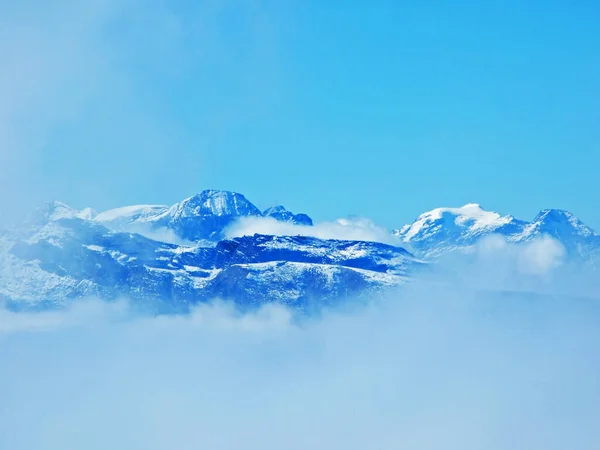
[0,193,421,310]
[26,201,97,225]
[2,192,598,311]
[394,203,600,259]
[263,205,313,226]
[95,190,312,242]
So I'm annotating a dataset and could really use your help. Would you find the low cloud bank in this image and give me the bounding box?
[225,216,399,244]
[1,248,600,450]
[475,234,567,275]
[428,235,600,301]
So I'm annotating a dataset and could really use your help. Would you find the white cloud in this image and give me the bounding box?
[225,216,400,245]
[416,234,598,307]
[114,223,196,246]
[1,267,599,450]
[456,234,565,279]
[517,235,566,275]
[474,234,566,275]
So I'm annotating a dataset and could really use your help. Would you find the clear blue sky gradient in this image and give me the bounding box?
[4,1,600,229]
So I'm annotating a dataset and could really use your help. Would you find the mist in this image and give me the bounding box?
[1,249,599,450]
[0,0,286,223]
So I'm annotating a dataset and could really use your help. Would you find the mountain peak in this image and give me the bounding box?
[396,203,599,259]
[532,209,597,238]
[175,190,261,218]
[94,204,168,224]
[399,203,513,242]
[262,205,313,226]
[416,203,500,222]
[461,202,482,209]
[27,201,96,225]
[534,208,574,222]
[91,190,314,242]
[263,205,287,215]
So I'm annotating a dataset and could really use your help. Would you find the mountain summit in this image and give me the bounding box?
[1,205,418,309]
[2,192,598,311]
[395,204,600,259]
[263,205,313,226]
[94,190,313,241]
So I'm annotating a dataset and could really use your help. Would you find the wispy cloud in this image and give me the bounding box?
[225,215,400,244]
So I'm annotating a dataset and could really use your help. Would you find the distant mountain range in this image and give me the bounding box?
[55,189,313,241]
[1,190,597,310]
[394,203,600,260]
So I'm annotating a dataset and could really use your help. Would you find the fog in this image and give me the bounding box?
[1,244,599,450]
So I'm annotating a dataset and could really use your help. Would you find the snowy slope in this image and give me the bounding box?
[94,204,169,226]
[95,190,313,241]
[395,204,600,259]
[0,213,421,310]
[3,193,598,310]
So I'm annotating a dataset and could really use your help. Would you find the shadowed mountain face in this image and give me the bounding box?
[1,212,421,311]
[262,205,314,226]
[2,191,598,311]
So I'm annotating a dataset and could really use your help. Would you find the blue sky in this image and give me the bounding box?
[2,0,599,229]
